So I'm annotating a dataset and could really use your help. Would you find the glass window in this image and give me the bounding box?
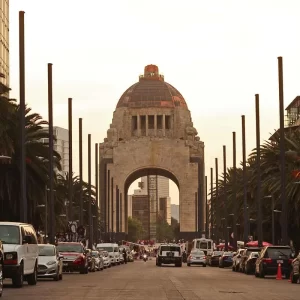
[38,245,55,256]
[0,225,20,244]
[266,248,291,259]
[160,246,180,252]
[57,243,84,253]
[191,250,205,255]
[98,247,113,252]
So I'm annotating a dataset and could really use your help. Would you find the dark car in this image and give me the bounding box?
[219,252,233,268]
[209,251,223,266]
[244,252,259,274]
[57,242,88,274]
[290,253,300,284]
[239,248,261,273]
[255,246,293,278]
[156,244,182,267]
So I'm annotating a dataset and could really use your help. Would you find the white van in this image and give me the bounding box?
[96,243,120,265]
[0,222,39,287]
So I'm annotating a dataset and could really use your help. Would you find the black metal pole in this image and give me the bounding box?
[47,63,55,244]
[242,115,249,245]
[232,132,237,250]
[223,146,228,251]
[210,167,213,240]
[88,134,93,248]
[68,98,73,222]
[278,57,288,246]
[95,143,99,243]
[205,176,208,238]
[116,186,119,233]
[272,195,275,245]
[19,11,27,223]
[79,118,83,226]
[255,94,263,248]
[98,144,101,239]
[215,158,219,243]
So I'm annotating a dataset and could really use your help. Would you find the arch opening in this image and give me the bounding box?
[125,167,180,242]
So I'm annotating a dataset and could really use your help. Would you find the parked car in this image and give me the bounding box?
[0,240,4,297]
[1,222,38,287]
[85,249,96,272]
[37,244,63,281]
[290,253,300,284]
[156,244,182,267]
[208,251,223,267]
[255,246,293,278]
[57,242,88,274]
[91,250,104,271]
[219,252,233,268]
[232,248,245,272]
[239,248,261,273]
[244,252,259,274]
[101,250,111,268]
[187,249,206,267]
[97,243,119,265]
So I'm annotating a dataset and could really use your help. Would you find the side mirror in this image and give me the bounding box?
[22,235,31,244]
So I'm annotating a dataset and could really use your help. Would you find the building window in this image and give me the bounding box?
[148,115,154,129]
[141,116,146,130]
[157,115,163,129]
[165,115,171,129]
[132,116,137,131]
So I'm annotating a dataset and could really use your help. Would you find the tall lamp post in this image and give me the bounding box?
[210,167,213,240]
[215,158,219,243]
[223,146,228,251]
[232,132,237,250]
[88,134,93,248]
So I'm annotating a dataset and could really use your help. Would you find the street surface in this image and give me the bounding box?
[4,260,299,300]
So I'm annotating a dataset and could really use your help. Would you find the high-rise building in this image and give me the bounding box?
[41,126,69,176]
[171,204,179,222]
[0,0,9,94]
[131,195,149,239]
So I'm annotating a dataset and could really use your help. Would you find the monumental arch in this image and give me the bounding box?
[99,65,205,241]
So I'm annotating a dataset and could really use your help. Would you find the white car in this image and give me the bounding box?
[101,251,111,268]
[1,222,39,287]
[97,243,119,265]
[37,244,63,281]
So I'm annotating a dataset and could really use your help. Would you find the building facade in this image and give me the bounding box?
[0,0,9,94]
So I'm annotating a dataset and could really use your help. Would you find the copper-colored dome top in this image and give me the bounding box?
[116,65,187,109]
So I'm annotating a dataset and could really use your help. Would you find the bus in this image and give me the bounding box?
[191,238,214,255]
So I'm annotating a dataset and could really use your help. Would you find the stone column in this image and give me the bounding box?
[154,114,157,136]
[146,115,149,136]
[162,114,166,136]
[137,114,141,136]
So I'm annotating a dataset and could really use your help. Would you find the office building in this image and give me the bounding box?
[0,0,9,94]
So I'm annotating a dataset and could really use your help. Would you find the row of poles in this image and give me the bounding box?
[18,12,99,248]
[204,57,287,250]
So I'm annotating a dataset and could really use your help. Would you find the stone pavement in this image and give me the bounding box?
[4,260,299,299]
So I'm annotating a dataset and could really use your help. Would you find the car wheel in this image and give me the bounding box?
[12,263,24,288]
[203,264,206,267]
[187,263,190,266]
[27,263,37,285]
[53,268,60,281]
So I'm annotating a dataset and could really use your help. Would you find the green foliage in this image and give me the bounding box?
[127,217,145,241]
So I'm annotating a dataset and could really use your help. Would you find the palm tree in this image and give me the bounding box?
[0,101,61,224]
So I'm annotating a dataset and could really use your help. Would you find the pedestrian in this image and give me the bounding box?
[123,248,127,264]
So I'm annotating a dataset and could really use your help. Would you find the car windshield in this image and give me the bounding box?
[191,250,205,255]
[0,225,20,244]
[223,252,233,256]
[91,251,99,257]
[38,245,55,256]
[57,244,83,253]
[98,247,113,252]
[266,248,292,259]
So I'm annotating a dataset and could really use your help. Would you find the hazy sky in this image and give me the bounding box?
[9,0,300,204]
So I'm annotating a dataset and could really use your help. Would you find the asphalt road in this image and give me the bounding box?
[4,260,299,300]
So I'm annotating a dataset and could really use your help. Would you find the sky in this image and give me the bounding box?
[8,0,300,205]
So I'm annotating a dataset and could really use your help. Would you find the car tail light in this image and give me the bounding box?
[204,256,206,259]
[4,252,18,265]
[262,258,272,264]
[74,255,84,265]
[288,259,293,264]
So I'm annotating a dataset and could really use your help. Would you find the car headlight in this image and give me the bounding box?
[47,260,56,265]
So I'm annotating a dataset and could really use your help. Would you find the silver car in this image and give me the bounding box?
[102,251,111,268]
[91,250,104,271]
[187,249,206,267]
[38,244,63,281]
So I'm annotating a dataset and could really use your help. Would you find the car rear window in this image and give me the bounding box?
[191,250,205,255]
[161,246,180,252]
[266,248,291,259]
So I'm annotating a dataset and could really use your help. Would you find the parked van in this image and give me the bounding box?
[0,222,39,287]
[96,243,120,265]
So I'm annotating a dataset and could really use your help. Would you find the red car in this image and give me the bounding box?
[57,242,88,274]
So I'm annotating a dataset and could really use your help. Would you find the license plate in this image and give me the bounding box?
[277,260,283,264]
[196,257,200,259]
[63,263,68,266]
